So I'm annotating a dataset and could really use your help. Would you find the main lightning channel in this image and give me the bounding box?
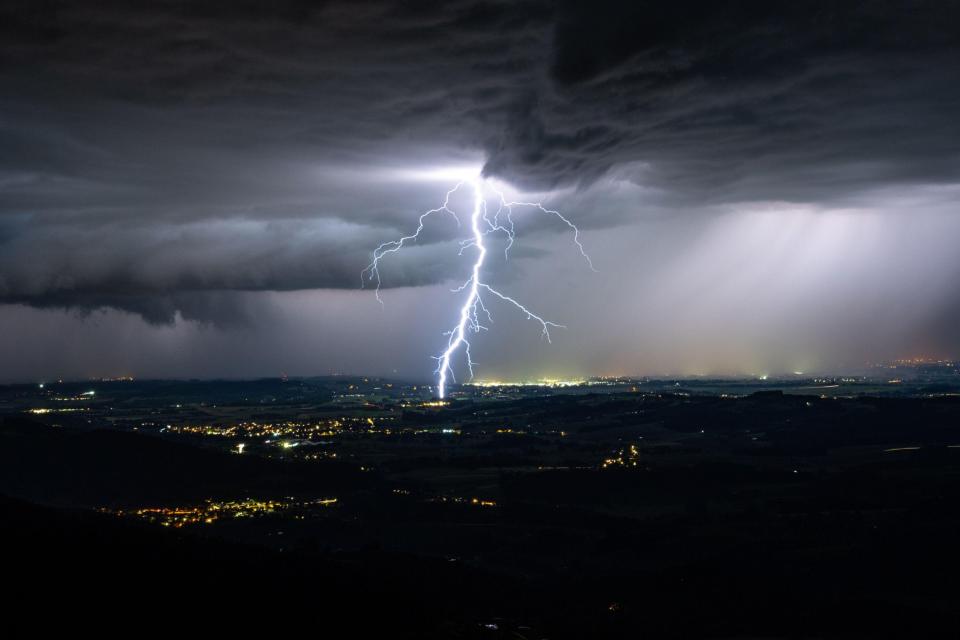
[363,175,593,399]
[436,180,485,398]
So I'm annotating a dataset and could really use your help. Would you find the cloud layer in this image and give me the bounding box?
[1,1,959,375]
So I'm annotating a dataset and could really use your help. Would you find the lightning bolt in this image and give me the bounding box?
[362,176,594,399]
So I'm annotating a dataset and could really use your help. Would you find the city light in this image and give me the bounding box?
[100,497,338,528]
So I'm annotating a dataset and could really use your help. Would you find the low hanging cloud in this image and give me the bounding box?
[1,1,959,324]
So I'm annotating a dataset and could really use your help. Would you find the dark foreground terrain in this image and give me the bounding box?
[2,378,959,637]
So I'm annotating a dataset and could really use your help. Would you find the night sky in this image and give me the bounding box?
[2,1,960,382]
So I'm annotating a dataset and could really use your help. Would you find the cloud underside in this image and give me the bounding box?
[1,0,959,322]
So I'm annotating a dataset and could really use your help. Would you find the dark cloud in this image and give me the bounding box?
[499,0,960,193]
[1,1,959,325]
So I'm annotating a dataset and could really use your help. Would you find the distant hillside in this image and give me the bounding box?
[0,494,496,638]
[0,416,370,508]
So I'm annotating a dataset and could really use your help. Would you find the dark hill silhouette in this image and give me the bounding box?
[0,416,370,507]
[0,493,506,638]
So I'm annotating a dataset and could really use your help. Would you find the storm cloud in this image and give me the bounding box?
[1,1,959,378]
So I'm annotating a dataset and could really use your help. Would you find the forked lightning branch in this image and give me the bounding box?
[362,177,594,399]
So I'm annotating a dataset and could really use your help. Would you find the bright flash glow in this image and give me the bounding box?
[468,378,586,388]
[389,164,485,183]
[362,175,594,399]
